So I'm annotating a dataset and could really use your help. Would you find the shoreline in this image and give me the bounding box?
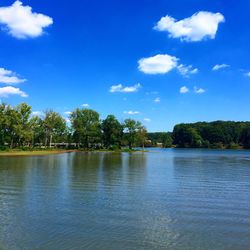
[0,149,79,157]
[0,147,248,157]
[0,148,145,157]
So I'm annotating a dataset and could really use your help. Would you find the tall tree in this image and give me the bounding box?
[102,115,123,149]
[43,110,66,147]
[136,125,147,150]
[5,105,19,148]
[0,103,7,146]
[123,119,142,149]
[14,103,33,146]
[30,115,44,146]
[70,108,101,148]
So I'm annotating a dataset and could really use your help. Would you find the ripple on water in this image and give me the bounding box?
[0,150,250,249]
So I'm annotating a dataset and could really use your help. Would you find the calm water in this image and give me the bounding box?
[0,149,250,250]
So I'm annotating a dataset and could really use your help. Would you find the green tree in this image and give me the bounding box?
[70,108,101,148]
[123,119,142,149]
[30,116,44,146]
[136,125,147,150]
[173,125,202,148]
[5,105,19,148]
[162,133,173,148]
[14,103,33,146]
[0,103,7,146]
[102,115,123,149]
[43,110,66,147]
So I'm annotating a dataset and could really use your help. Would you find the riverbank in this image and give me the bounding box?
[0,149,79,157]
[0,148,144,157]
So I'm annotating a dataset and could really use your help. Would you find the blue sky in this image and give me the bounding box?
[0,0,250,131]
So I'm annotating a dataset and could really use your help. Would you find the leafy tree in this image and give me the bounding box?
[30,116,44,146]
[173,125,202,147]
[102,115,123,149]
[43,110,66,147]
[136,125,147,150]
[162,133,173,148]
[14,103,33,146]
[0,103,7,146]
[5,105,19,148]
[70,108,101,148]
[147,132,173,148]
[123,119,142,149]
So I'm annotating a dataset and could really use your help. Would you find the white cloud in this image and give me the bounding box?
[64,111,72,115]
[138,54,198,77]
[110,83,141,93]
[144,118,151,122]
[65,118,71,123]
[180,86,189,94]
[177,64,198,77]
[154,11,225,42]
[212,64,230,71]
[0,86,28,97]
[194,86,206,94]
[138,54,178,74]
[0,1,53,39]
[81,103,90,108]
[0,67,26,84]
[154,97,160,103]
[124,111,140,115]
[32,111,42,116]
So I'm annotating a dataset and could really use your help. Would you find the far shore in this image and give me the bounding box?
[0,146,248,157]
[0,149,79,157]
[0,148,146,157]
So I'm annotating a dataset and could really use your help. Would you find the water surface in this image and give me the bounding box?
[0,149,250,249]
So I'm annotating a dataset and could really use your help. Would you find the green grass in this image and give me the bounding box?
[0,149,75,156]
[0,148,146,156]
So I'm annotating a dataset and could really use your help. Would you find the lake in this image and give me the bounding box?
[0,149,250,249]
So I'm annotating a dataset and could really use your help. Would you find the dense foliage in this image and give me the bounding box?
[2,103,250,150]
[0,103,149,150]
[173,121,250,149]
[147,132,173,148]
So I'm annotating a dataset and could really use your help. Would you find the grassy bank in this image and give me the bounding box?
[0,149,78,156]
[0,148,145,157]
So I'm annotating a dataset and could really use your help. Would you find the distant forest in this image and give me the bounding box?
[0,102,250,150]
[173,121,250,149]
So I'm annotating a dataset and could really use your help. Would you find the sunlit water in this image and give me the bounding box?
[0,149,250,249]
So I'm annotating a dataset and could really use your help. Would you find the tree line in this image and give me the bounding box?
[0,103,148,150]
[173,121,250,149]
[2,103,250,150]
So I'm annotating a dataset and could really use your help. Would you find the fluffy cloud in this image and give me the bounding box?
[144,118,151,122]
[138,54,198,77]
[177,64,198,77]
[194,86,206,94]
[0,86,28,97]
[0,1,53,39]
[110,83,141,93]
[138,54,178,74]
[212,64,230,71]
[64,111,72,115]
[82,103,90,108]
[0,68,26,84]
[154,11,225,42]
[180,86,189,94]
[124,111,140,115]
[154,97,160,103]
